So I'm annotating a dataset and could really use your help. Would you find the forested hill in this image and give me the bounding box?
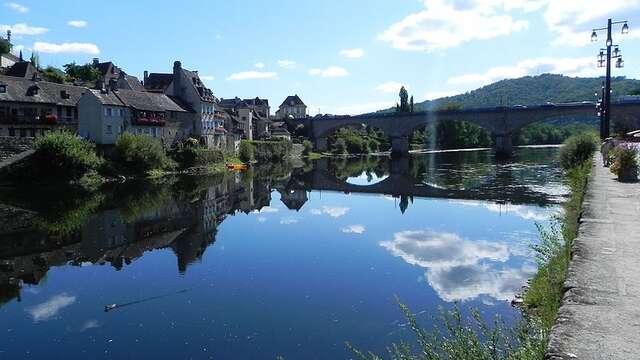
[388,74,640,112]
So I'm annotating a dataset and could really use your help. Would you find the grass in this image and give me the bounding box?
[306,152,324,160]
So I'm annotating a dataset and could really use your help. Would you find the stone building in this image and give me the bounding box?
[91,58,145,91]
[144,61,223,149]
[276,95,307,119]
[0,74,85,137]
[218,97,271,140]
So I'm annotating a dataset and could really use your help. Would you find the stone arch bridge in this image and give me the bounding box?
[303,101,640,154]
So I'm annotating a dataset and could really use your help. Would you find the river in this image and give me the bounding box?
[0,147,566,359]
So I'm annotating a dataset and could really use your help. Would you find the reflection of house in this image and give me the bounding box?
[144,61,223,149]
[276,95,307,119]
[279,189,308,211]
[0,75,85,137]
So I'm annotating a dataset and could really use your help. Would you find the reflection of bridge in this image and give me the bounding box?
[304,101,640,154]
[291,157,558,206]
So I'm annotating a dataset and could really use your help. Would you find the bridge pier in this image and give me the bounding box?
[391,136,410,156]
[494,134,513,156]
[315,137,328,152]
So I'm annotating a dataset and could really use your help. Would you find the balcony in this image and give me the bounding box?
[0,114,58,125]
[134,114,166,127]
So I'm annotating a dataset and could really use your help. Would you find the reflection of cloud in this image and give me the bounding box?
[27,293,76,322]
[280,217,299,225]
[80,319,100,332]
[256,216,267,223]
[451,200,555,221]
[310,206,350,218]
[341,225,366,234]
[380,230,532,302]
[255,206,279,213]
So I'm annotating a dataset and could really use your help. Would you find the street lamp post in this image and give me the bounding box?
[592,19,629,140]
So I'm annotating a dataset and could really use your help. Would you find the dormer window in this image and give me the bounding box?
[27,85,39,96]
[60,90,70,99]
[0,85,6,93]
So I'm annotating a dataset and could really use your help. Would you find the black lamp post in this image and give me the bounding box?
[592,19,629,140]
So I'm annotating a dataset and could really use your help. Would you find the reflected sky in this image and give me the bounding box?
[0,148,564,359]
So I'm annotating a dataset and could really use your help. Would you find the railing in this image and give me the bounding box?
[134,116,166,126]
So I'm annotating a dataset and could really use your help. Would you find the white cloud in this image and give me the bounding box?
[0,23,48,35]
[5,2,27,13]
[80,319,100,332]
[543,0,640,47]
[277,59,297,69]
[375,81,408,94]
[254,62,265,69]
[310,206,350,218]
[200,75,215,81]
[447,57,598,88]
[280,217,299,225]
[380,230,532,302]
[257,216,268,223]
[27,293,76,322]
[256,206,279,213]
[67,20,88,28]
[451,200,554,221]
[33,41,100,54]
[341,225,366,234]
[30,42,98,55]
[227,71,277,80]
[378,0,529,51]
[424,90,460,100]
[339,48,365,58]
[309,66,349,78]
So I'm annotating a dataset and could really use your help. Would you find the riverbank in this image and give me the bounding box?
[546,153,640,359]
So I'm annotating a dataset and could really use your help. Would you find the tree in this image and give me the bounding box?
[398,86,410,112]
[630,88,640,96]
[41,66,67,84]
[63,62,102,82]
[0,39,10,54]
[30,52,40,69]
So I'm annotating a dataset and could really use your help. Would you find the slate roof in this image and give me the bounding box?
[144,73,173,92]
[115,89,189,113]
[89,89,125,106]
[244,97,269,107]
[5,61,37,79]
[218,97,248,109]
[280,95,305,107]
[182,68,215,102]
[0,75,86,106]
[122,74,145,91]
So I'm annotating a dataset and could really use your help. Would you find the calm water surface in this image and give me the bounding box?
[0,148,565,359]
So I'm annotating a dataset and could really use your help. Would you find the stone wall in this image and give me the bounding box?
[0,137,34,162]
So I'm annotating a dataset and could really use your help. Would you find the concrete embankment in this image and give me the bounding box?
[547,154,640,359]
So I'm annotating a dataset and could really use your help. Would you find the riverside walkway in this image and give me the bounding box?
[547,154,640,359]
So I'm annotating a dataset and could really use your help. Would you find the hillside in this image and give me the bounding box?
[381,74,640,113]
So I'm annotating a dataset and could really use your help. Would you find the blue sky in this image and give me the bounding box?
[1,0,639,114]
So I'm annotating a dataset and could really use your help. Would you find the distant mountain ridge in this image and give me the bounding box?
[379,74,640,113]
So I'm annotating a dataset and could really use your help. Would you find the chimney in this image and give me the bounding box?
[92,58,99,66]
[6,30,11,44]
[143,71,149,84]
[173,61,182,97]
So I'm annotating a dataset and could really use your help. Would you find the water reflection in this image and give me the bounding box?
[0,148,564,358]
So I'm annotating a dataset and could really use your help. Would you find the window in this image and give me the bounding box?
[154,128,159,137]
[9,128,15,137]
[137,128,142,135]
[0,85,6,93]
[106,125,112,135]
[106,108,112,117]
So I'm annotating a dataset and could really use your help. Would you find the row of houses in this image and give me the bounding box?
[0,33,308,150]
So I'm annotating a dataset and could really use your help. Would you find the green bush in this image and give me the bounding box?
[239,141,255,162]
[559,133,598,170]
[333,138,347,154]
[610,145,638,178]
[244,139,292,161]
[302,140,313,155]
[112,133,174,174]
[172,142,223,169]
[31,131,103,182]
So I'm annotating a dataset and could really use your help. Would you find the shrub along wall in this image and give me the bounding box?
[243,140,292,162]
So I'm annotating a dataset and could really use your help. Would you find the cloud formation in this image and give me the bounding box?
[375,81,407,94]
[378,0,529,51]
[27,293,76,322]
[448,57,597,88]
[310,206,350,218]
[5,2,27,13]
[67,20,88,28]
[227,71,277,80]
[309,66,349,78]
[277,59,297,69]
[341,224,366,234]
[280,217,299,225]
[0,23,48,35]
[254,62,265,69]
[33,42,100,54]
[339,48,365,58]
[380,230,532,301]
